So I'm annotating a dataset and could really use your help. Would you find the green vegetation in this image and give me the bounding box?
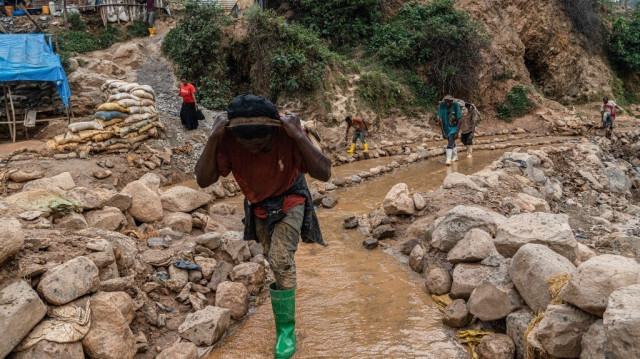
[56,14,150,70]
[355,71,408,114]
[367,0,489,100]
[608,7,640,73]
[296,0,382,48]
[162,4,337,108]
[492,66,515,81]
[497,85,535,122]
[126,20,150,38]
[245,7,336,101]
[67,13,86,31]
[162,3,232,109]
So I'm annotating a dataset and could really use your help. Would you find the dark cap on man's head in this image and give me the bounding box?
[227,94,280,121]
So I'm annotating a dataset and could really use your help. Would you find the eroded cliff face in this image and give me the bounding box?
[459,0,612,105]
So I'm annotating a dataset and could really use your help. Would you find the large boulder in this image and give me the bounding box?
[468,281,521,321]
[12,341,84,359]
[178,306,231,346]
[221,236,251,264]
[442,172,483,191]
[442,299,469,328]
[409,245,425,273]
[446,229,498,264]
[161,186,212,212]
[476,334,516,359]
[581,320,611,359]
[425,264,452,295]
[559,255,640,316]
[84,207,126,231]
[604,166,632,193]
[529,304,596,358]
[509,244,575,313]
[37,256,100,305]
[163,212,193,233]
[431,206,505,252]
[382,183,415,215]
[82,295,137,359]
[121,175,163,223]
[195,256,218,279]
[506,309,535,359]
[0,217,25,266]
[195,232,222,250]
[603,284,640,357]
[156,341,197,359]
[23,172,75,192]
[229,262,265,296]
[450,264,495,299]
[0,281,47,358]
[91,291,135,324]
[55,212,88,230]
[494,212,578,261]
[215,281,250,320]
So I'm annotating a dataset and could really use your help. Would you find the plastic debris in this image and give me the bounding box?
[173,259,201,270]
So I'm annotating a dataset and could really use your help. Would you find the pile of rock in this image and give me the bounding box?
[0,171,268,358]
[51,80,166,155]
[372,130,640,358]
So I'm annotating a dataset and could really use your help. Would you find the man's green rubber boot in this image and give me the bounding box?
[270,283,296,359]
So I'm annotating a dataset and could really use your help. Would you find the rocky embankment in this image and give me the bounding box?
[350,129,640,358]
[0,172,265,359]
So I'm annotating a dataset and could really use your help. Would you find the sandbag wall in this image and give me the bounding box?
[51,80,165,153]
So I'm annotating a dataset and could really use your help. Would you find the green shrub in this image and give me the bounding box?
[296,0,382,48]
[355,70,408,113]
[404,73,439,110]
[57,30,99,54]
[497,85,534,122]
[608,8,640,73]
[99,25,122,48]
[126,20,150,38]
[67,13,86,31]
[162,2,232,108]
[492,66,515,81]
[368,0,489,99]
[245,7,336,101]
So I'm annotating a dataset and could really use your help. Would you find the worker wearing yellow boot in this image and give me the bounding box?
[137,0,156,37]
[344,116,369,154]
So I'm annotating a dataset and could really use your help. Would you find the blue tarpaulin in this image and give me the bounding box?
[0,34,71,108]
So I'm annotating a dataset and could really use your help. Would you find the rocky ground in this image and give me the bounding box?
[349,128,640,358]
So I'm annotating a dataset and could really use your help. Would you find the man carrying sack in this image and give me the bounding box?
[195,94,331,359]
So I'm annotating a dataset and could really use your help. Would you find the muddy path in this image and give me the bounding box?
[205,148,528,358]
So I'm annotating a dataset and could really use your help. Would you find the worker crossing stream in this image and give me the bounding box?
[206,147,541,358]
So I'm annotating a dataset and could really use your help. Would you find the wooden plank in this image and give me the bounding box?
[63,0,68,29]
[18,4,45,33]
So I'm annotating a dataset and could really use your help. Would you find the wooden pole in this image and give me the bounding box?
[18,4,45,33]
[63,0,68,29]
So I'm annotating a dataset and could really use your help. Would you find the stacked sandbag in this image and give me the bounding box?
[50,80,165,154]
[0,82,64,110]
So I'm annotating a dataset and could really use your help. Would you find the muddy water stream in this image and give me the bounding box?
[205,148,521,359]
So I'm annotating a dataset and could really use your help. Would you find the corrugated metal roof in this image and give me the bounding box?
[200,0,236,11]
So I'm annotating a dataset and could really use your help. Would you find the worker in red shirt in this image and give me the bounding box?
[178,77,198,130]
[195,94,331,359]
[344,116,369,154]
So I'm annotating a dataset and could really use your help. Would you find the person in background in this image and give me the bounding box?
[178,77,198,130]
[195,94,331,359]
[460,102,479,158]
[344,116,369,154]
[438,94,462,165]
[600,96,623,131]
[136,0,155,36]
